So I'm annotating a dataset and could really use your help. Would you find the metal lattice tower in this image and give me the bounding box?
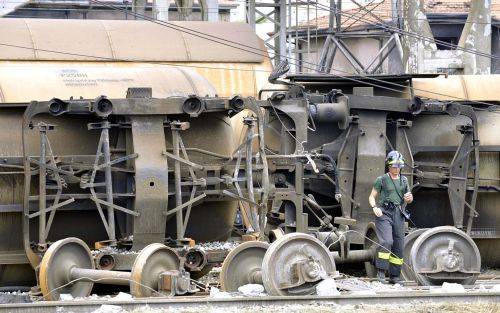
[245,0,321,70]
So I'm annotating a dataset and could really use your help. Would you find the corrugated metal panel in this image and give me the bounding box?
[0,19,265,63]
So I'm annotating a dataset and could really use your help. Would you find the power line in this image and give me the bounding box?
[0,34,498,112]
[0,42,272,73]
[89,0,275,57]
[86,0,500,107]
[1,3,498,109]
[308,0,500,61]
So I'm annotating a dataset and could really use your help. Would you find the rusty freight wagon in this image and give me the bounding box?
[0,18,498,298]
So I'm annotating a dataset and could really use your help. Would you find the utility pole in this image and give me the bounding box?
[133,0,147,18]
[153,0,170,21]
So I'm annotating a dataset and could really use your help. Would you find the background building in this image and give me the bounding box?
[1,0,238,22]
[291,0,500,75]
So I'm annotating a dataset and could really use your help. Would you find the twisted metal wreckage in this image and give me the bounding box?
[0,19,498,300]
[8,69,495,299]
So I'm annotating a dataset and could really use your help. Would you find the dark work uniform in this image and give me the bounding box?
[373,173,409,277]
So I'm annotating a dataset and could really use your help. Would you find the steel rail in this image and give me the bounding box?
[1,291,498,313]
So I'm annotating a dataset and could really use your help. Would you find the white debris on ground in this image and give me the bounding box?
[119,301,499,313]
[209,287,232,299]
[57,292,135,302]
[196,241,239,251]
[92,304,126,313]
[237,284,266,297]
[316,278,340,296]
[335,277,410,293]
[491,284,500,292]
[59,294,74,301]
[209,284,268,298]
[113,292,134,301]
[429,282,466,293]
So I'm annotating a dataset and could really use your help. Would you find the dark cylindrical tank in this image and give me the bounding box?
[0,65,236,285]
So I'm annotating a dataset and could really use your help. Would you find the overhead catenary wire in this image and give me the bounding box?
[2,1,494,289]
[88,0,500,109]
[0,42,274,73]
[3,0,500,26]
[51,0,495,110]
[307,0,500,61]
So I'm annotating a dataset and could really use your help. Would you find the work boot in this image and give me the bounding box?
[377,269,386,284]
[389,275,402,284]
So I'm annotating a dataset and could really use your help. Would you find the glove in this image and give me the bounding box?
[335,193,342,202]
[373,206,383,217]
[404,192,413,203]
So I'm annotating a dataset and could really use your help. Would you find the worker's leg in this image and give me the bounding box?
[389,209,405,278]
[375,212,393,272]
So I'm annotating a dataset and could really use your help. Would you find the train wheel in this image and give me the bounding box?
[39,238,94,301]
[220,241,269,292]
[410,226,481,286]
[401,229,428,282]
[261,233,335,296]
[130,243,180,297]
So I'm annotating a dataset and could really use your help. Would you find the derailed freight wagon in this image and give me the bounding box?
[262,73,499,288]
[0,18,272,291]
[0,18,498,298]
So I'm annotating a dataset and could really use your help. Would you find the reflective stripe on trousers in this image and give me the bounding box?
[374,205,405,277]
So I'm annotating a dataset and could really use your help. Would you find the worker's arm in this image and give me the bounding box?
[369,188,383,217]
[403,177,413,203]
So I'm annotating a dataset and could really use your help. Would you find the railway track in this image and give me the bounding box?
[0,291,498,313]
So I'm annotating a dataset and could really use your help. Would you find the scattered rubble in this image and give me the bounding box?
[0,291,31,304]
[111,301,499,313]
[238,284,265,297]
[491,284,500,292]
[316,278,340,296]
[91,246,139,256]
[92,304,125,313]
[114,292,134,301]
[335,277,409,293]
[59,294,74,301]
[430,282,466,293]
[196,241,239,251]
[209,287,232,299]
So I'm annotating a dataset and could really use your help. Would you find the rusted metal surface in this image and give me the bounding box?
[410,226,482,286]
[0,35,498,295]
[129,243,180,298]
[158,269,197,296]
[262,233,335,296]
[130,116,169,250]
[39,238,185,300]
[39,238,95,301]
[220,241,268,292]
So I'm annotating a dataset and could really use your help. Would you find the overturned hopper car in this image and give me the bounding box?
[0,18,498,298]
[0,18,272,288]
[262,73,499,287]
